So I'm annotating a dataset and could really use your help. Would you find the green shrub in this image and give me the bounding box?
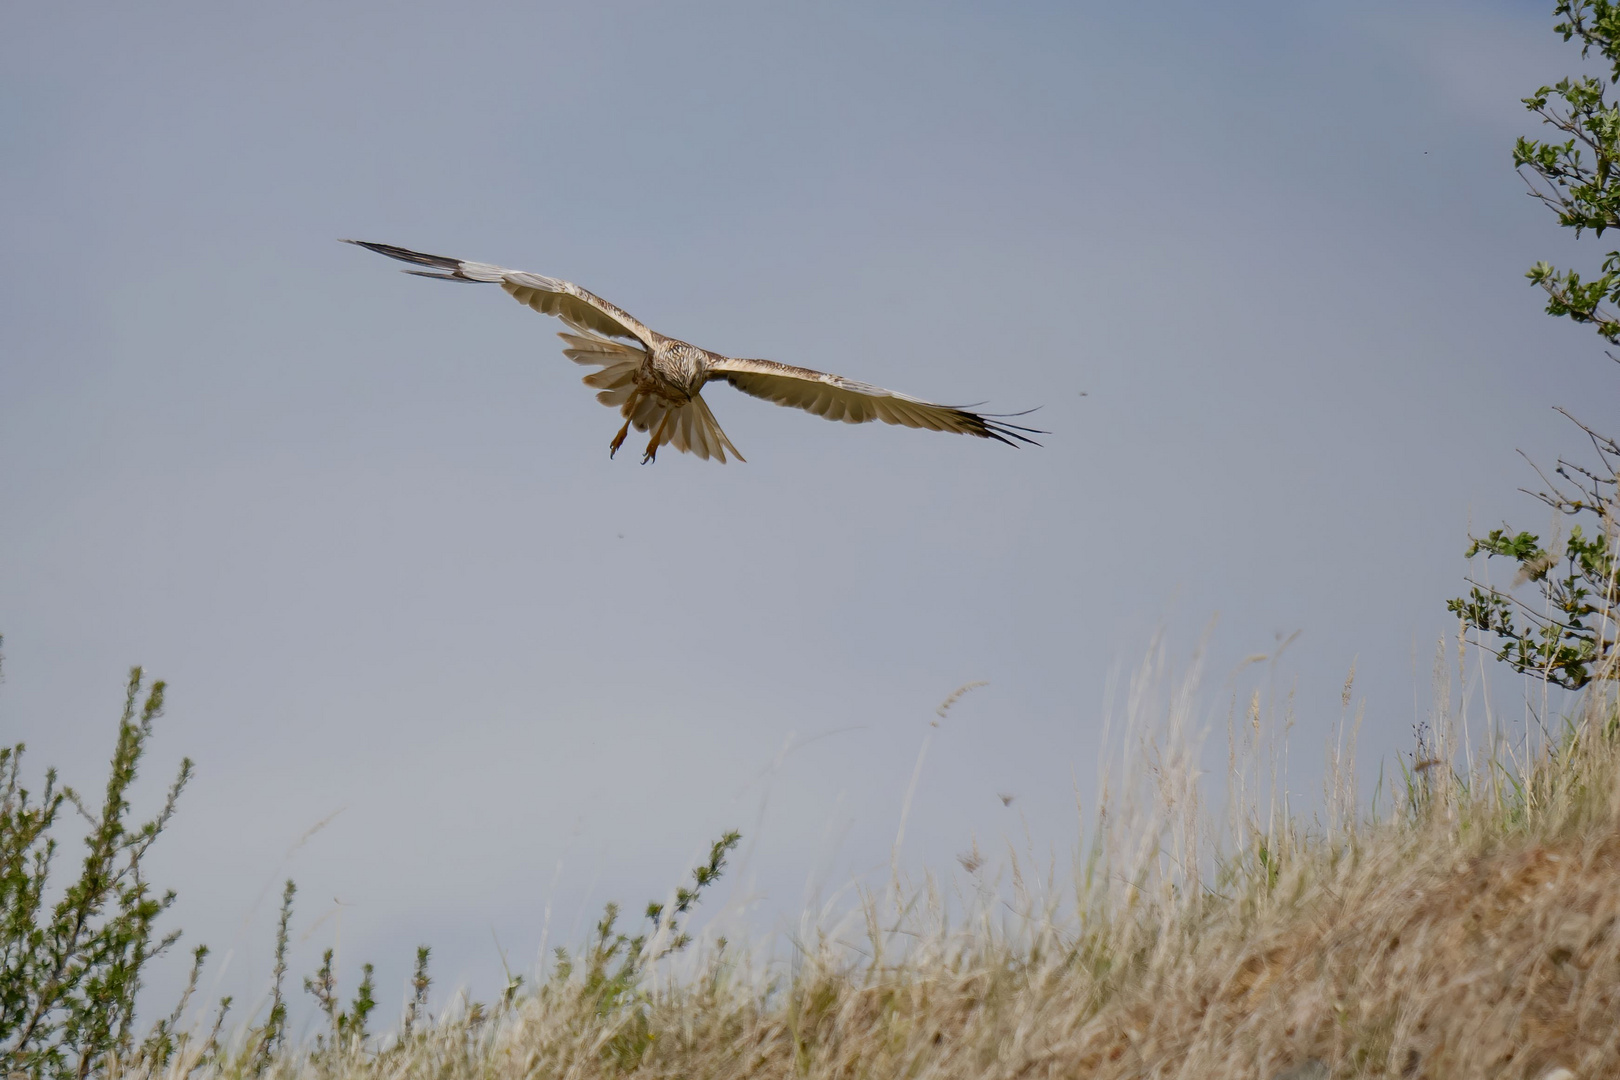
[0,644,196,1078]
[1449,0,1619,689]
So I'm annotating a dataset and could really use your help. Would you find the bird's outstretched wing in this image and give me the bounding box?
[343,240,656,347]
[706,357,1042,446]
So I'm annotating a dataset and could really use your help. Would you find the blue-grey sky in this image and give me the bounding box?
[2,0,1611,1030]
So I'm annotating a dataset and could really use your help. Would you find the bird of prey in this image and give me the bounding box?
[345,240,1041,464]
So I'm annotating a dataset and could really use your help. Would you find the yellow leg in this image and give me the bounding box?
[642,410,674,464]
[609,419,631,458]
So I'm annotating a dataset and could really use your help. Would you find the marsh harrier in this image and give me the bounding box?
[346,240,1040,463]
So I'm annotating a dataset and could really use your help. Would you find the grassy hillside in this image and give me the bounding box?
[112,651,1616,1080]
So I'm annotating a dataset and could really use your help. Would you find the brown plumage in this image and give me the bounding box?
[344,240,1041,463]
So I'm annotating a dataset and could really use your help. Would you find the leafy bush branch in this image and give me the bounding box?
[1452,2,1620,688]
[1516,2,1620,340]
[1449,412,1617,689]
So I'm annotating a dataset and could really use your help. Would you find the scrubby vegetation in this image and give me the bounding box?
[3,639,1619,1079]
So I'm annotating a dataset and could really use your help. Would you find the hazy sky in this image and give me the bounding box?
[3,0,1612,1032]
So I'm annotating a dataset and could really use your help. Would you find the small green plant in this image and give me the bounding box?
[304,948,376,1050]
[0,645,196,1079]
[137,943,209,1068]
[248,878,297,1069]
[402,946,432,1037]
[544,829,740,1068]
[254,877,383,1061]
[553,829,741,1015]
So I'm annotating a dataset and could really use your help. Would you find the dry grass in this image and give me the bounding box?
[136,645,1620,1080]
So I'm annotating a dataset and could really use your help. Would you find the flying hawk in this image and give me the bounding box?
[345,240,1041,463]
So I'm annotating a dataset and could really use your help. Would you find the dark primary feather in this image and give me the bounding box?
[342,240,478,281]
[954,411,1045,447]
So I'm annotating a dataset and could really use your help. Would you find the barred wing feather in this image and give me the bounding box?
[707,357,1041,446]
[341,240,654,345]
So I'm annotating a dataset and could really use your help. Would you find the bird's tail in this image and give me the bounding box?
[559,330,742,462]
[624,389,744,463]
[670,393,744,463]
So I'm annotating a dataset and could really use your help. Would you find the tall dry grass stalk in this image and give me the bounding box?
[136,641,1620,1080]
